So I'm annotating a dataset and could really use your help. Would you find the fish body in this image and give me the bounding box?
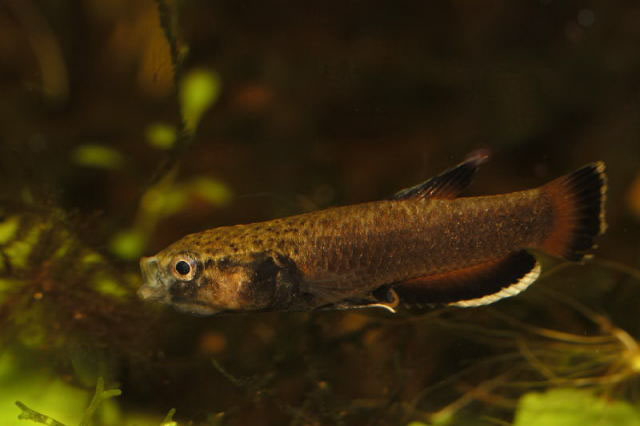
[139,152,607,315]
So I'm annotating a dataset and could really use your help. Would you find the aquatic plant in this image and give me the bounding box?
[16,378,121,426]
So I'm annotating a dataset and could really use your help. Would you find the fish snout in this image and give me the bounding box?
[138,256,168,301]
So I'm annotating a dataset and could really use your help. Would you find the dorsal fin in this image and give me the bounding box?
[392,149,490,200]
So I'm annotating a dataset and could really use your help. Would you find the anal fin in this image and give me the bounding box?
[394,251,541,307]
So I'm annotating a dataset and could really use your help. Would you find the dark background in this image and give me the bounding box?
[1,1,640,425]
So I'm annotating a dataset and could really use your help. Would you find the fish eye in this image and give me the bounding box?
[171,256,198,281]
[176,261,191,275]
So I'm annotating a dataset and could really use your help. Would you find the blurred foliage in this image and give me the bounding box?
[13,377,181,426]
[1,0,640,425]
[146,123,178,150]
[514,388,640,426]
[15,378,121,426]
[71,145,125,171]
[180,68,222,132]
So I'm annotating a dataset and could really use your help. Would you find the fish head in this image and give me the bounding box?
[138,243,284,316]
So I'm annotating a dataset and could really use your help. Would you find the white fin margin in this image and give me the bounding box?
[448,261,541,308]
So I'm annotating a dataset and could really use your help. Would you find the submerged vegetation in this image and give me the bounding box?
[16,378,122,426]
[1,1,640,425]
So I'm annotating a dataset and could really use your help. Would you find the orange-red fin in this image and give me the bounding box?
[540,162,607,262]
[393,251,540,307]
[393,149,490,200]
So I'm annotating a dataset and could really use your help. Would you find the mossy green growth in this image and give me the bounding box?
[514,388,640,426]
[1,222,48,269]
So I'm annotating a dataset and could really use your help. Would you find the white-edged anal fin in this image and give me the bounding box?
[393,250,540,307]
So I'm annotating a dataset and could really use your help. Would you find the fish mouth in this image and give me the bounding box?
[138,256,170,303]
[171,300,221,316]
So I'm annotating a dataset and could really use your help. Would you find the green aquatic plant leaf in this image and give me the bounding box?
[189,176,232,206]
[160,408,177,426]
[15,401,67,426]
[92,274,131,298]
[140,184,188,220]
[514,388,640,426]
[78,377,121,426]
[145,123,177,150]
[406,413,478,426]
[13,378,122,426]
[3,350,86,426]
[179,68,221,131]
[70,145,124,170]
[1,220,50,269]
[109,229,147,261]
[0,215,20,244]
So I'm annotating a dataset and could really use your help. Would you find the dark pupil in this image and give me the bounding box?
[175,260,191,275]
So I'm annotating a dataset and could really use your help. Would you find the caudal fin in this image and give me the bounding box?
[540,162,607,261]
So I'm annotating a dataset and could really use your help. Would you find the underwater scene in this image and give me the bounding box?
[1,1,640,425]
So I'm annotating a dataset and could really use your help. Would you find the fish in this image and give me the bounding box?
[138,151,607,316]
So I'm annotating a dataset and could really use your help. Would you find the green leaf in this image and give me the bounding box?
[7,372,88,426]
[71,144,124,170]
[140,186,188,219]
[189,177,232,206]
[145,123,177,150]
[78,378,121,426]
[179,68,221,131]
[15,401,66,426]
[109,229,146,260]
[514,388,640,426]
[2,223,47,268]
[160,408,177,426]
[0,215,20,244]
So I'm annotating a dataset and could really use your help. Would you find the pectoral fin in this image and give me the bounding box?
[314,286,400,313]
[393,250,540,307]
[393,149,489,200]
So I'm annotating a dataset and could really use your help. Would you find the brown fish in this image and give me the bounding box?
[138,152,607,316]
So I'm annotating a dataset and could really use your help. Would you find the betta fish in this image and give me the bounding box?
[138,152,607,316]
